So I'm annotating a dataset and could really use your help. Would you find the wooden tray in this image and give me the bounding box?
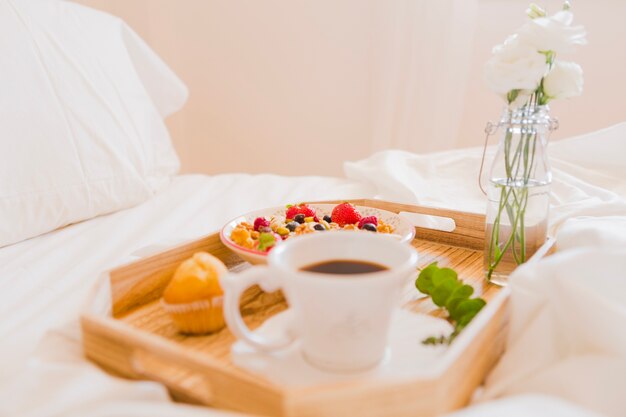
[81,199,554,417]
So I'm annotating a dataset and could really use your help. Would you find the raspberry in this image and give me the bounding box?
[299,205,317,218]
[285,205,300,220]
[331,203,362,227]
[285,203,316,219]
[253,217,271,231]
[358,216,378,229]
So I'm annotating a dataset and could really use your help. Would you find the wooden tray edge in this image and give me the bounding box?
[81,202,556,417]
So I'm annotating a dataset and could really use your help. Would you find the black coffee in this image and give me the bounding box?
[301,259,388,275]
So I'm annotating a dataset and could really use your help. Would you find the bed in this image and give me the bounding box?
[2,127,626,416]
[1,2,624,416]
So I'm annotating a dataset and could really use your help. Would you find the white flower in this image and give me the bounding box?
[518,10,587,54]
[542,60,583,100]
[484,35,548,96]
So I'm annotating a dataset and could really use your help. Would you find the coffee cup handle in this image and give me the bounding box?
[220,266,295,351]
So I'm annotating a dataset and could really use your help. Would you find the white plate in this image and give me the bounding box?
[220,203,416,265]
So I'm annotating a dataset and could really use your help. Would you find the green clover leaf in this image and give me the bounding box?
[416,262,487,346]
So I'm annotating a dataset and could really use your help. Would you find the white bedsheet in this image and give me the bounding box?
[0,173,371,416]
[1,123,625,417]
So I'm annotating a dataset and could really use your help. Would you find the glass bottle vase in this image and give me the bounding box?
[484,105,554,285]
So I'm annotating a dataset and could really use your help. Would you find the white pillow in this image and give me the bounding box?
[0,0,188,247]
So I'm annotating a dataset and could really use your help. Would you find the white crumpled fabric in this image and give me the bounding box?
[480,233,626,417]
[345,122,626,232]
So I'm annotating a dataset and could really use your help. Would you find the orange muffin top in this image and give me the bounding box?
[162,252,227,304]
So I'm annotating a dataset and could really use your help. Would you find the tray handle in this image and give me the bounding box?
[398,211,457,232]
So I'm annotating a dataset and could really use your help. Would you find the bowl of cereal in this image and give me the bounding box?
[220,203,416,265]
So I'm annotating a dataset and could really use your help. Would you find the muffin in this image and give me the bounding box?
[161,252,227,334]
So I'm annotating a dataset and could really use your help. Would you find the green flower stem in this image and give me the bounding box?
[488,184,508,268]
[487,101,541,278]
[490,184,527,269]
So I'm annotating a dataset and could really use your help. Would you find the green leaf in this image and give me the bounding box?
[432,267,458,287]
[454,299,486,325]
[452,283,473,299]
[507,89,520,104]
[417,263,487,346]
[416,262,438,295]
[446,297,463,317]
[455,298,486,316]
[458,311,480,327]
[422,334,451,346]
[445,284,473,318]
[431,279,457,307]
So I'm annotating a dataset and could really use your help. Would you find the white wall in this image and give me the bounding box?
[459,0,626,149]
[77,0,626,176]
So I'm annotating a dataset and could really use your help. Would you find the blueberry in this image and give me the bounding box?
[294,214,305,224]
[362,223,377,232]
[313,223,325,231]
[286,221,299,232]
[323,215,332,223]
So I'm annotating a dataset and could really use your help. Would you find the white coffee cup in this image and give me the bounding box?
[220,232,418,372]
